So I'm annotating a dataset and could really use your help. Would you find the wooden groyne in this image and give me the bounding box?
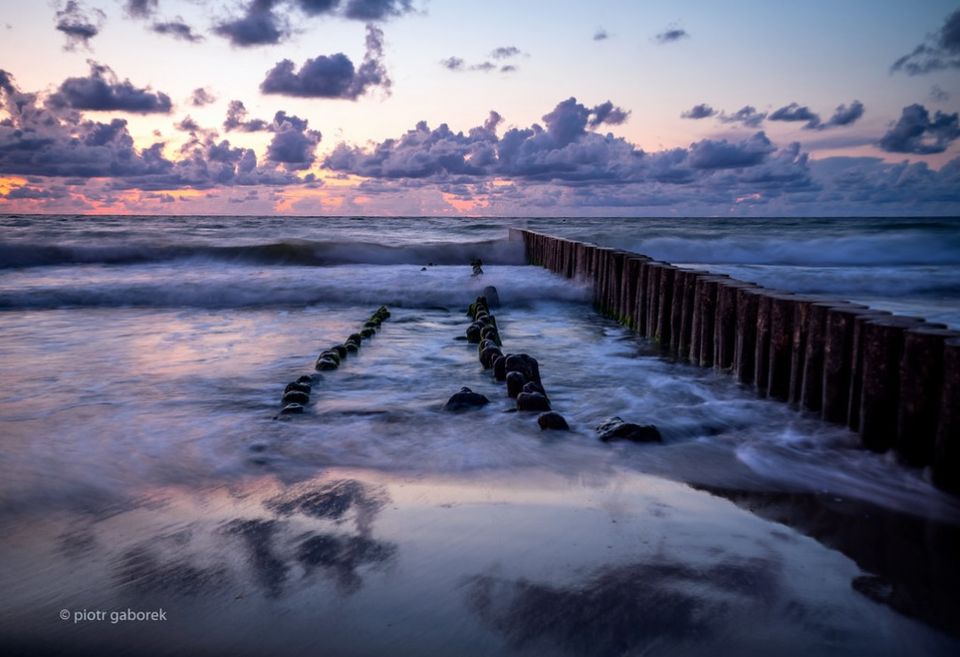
[509,228,960,493]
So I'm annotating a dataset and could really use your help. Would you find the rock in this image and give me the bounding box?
[506,371,525,398]
[282,390,310,405]
[285,381,311,394]
[476,314,496,328]
[376,306,390,318]
[319,350,341,365]
[480,346,503,369]
[443,387,490,412]
[296,374,319,385]
[466,323,482,343]
[596,417,662,443]
[344,341,359,353]
[493,354,508,381]
[348,333,363,344]
[360,327,376,339]
[505,354,542,387]
[478,338,498,353]
[421,267,427,271]
[279,403,304,415]
[315,357,339,371]
[363,321,379,330]
[522,381,547,397]
[329,345,348,359]
[480,326,500,345]
[538,412,569,431]
[482,286,500,308]
[517,391,551,412]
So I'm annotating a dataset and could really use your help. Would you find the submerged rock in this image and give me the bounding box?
[315,357,339,371]
[480,345,503,369]
[348,333,363,344]
[522,381,547,397]
[282,390,310,405]
[297,374,319,385]
[279,402,304,415]
[517,391,551,412]
[443,387,490,412]
[360,328,376,339]
[466,323,482,343]
[538,412,569,431]
[506,371,525,398]
[329,345,348,359]
[493,354,508,381]
[284,381,311,394]
[344,341,359,353]
[505,354,542,387]
[319,350,341,365]
[596,417,662,443]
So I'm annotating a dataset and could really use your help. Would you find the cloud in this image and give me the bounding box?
[151,18,204,42]
[681,103,716,119]
[499,65,517,73]
[224,100,270,132]
[879,104,960,154]
[214,0,288,47]
[823,100,864,128]
[655,28,688,44]
[341,0,413,20]
[891,9,960,75]
[266,112,322,170]
[593,28,609,41]
[490,46,521,60]
[718,106,767,127]
[440,56,464,71]
[768,102,822,129]
[688,132,775,169]
[260,25,390,99]
[213,0,414,46]
[55,1,106,51]
[47,61,173,114]
[588,100,630,127]
[930,85,950,102]
[191,87,217,107]
[124,0,158,19]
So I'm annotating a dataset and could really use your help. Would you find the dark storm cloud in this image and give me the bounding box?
[718,106,767,127]
[0,70,304,188]
[152,18,204,42]
[879,104,960,154]
[769,103,822,129]
[655,28,688,44]
[191,87,217,106]
[681,103,716,119]
[47,62,173,114]
[891,9,960,75]
[490,46,521,59]
[260,25,389,99]
[593,28,609,41]
[55,1,106,51]
[124,0,158,19]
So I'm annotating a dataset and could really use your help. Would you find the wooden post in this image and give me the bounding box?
[734,287,762,385]
[896,327,960,466]
[655,266,676,348]
[847,310,894,432]
[645,263,663,338]
[635,261,650,337]
[714,281,754,372]
[696,276,728,368]
[859,316,926,452]
[933,337,960,493]
[766,293,798,401]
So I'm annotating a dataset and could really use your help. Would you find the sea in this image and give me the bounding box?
[1,214,958,656]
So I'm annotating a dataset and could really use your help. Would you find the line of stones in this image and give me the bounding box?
[514,228,960,492]
[275,306,391,417]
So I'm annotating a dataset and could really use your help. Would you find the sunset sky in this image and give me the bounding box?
[0,0,958,216]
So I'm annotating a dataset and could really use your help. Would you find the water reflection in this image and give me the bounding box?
[467,556,786,657]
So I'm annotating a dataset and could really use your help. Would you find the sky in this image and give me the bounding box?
[0,0,958,216]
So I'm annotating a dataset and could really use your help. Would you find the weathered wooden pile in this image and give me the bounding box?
[512,228,960,493]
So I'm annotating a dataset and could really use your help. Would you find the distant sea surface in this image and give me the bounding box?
[1,215,959,657]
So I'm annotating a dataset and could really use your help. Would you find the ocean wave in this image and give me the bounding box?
[0,266,590,310]
[626,232,960,267]
[0,238,526,269]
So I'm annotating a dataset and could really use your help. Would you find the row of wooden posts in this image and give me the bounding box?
[510,228,960,494]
